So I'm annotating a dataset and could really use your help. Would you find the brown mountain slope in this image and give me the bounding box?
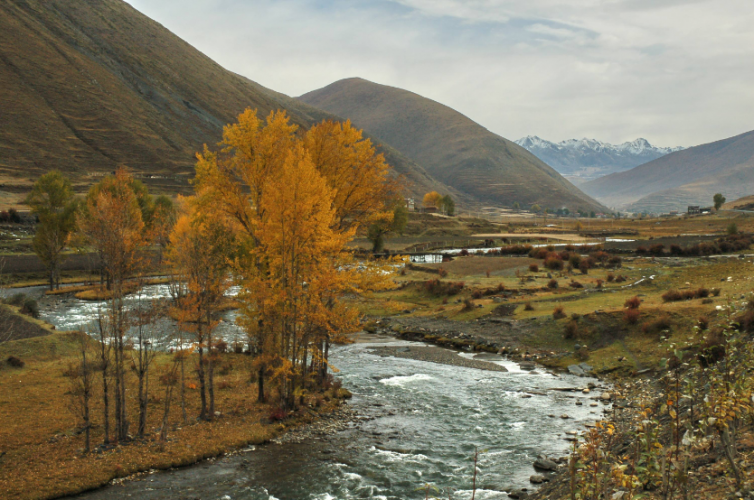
[722,194,754,211]
[625,162,754,213]
[582,129,754,211]
[299,78,605,213]
[0,0,455,203]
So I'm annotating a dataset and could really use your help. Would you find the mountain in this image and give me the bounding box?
[515,136,684,182]
[0,0,456,204]
[581,129,754,212]
[299,78,605,213]
[722,195,754,211]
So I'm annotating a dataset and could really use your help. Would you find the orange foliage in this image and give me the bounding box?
[192,109,398,405]
[423,190,443,209]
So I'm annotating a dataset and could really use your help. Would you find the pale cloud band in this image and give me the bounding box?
[125,0,754,148]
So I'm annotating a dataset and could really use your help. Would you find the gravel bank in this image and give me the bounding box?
[367,344,509,372]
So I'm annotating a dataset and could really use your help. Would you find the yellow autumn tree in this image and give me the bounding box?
[303,119,398,231]
[167,200,235,420]
[80,167,146,443]
[194,109,396,406]
[423,191,443,209]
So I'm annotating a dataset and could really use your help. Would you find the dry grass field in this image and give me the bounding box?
[0,315,346,500]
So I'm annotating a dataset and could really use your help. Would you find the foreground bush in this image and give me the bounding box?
[641,315,672,335]
[624,308,640,324]
[564,320,579,339]
[553,306,566,320]
[624,296,641,309]
[545,256,564,271]
[424,279,464,296]
[6,356,24,368]
[661,288,710,302]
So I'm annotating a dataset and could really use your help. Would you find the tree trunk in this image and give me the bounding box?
[137,369,146,437]
[721,427,746,491]
[180,354,187,424]
[208,356,215,419]
[82,348,91,453]
[100,341,110,444]
[258,365,265,403]
[197,345,207,420]
[159,383,174,446]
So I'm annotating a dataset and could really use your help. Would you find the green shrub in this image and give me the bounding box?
[21,297,39,318]
[5,293,26,307]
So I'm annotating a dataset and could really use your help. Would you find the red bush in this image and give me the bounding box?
[564,321,579,339]
[649,244,665,256]
[424,279,464,296]
[269,408,288,422]
[662,288,710,302]
[545,256,564,271]
[529,263,539,273]
[624,308,640,325]
[547,279,558,289]
[553,306,566,320]
[624,296,641,309]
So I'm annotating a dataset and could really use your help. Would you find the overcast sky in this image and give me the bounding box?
[125,0,753,148]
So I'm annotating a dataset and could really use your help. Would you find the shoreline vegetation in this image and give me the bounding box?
[0,315,353,500]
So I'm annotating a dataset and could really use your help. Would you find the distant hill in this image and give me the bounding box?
[0,0,457,205]
[722,195,754,211]
[581,129,754,212]
[299,78,605,213]
[515,136,683,182]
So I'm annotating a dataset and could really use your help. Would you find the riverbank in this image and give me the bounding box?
[0,329,353,500]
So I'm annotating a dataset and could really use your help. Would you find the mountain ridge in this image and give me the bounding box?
[515,135,684,181]
[0,0,460,205]
[299,78,605,213]
[581,129,754,212]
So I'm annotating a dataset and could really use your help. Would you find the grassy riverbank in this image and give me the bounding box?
[0,318,349,500]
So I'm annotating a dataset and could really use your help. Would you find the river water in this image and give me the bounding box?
[11,285,607,500]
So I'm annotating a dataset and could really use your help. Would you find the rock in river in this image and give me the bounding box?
[533,457,559,471]
[567,363,593,376]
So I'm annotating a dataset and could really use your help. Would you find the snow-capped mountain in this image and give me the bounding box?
[515,136,685,182]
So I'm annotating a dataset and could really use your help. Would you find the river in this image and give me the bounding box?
[11,285,607,500]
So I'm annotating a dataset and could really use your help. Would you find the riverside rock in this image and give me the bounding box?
[533,457,558,471]
[567,363,593,376]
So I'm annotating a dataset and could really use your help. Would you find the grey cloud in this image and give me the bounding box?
[124,0,754,148]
